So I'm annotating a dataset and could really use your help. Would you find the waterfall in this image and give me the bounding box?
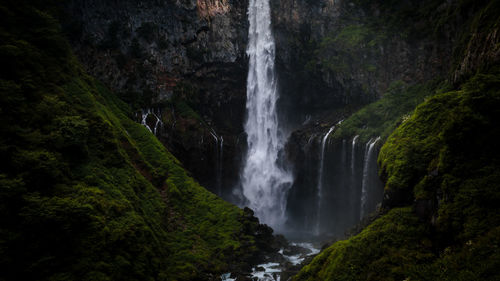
[351,135,359,175]
[217,136,224,196]
[350,135,359,222]
[141,109,162,135]
[240,0,292,228]
[315,126,335,235]
[210,130,224,196]
[360,137,380,220]
[141,111,152,132]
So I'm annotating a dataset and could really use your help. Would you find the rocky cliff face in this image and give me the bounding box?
[63,0,495,211]
[271,0,451,128]
[64,0,249,195]
[65,0,248,126]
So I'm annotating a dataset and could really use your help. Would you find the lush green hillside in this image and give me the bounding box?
[294,0,500,279]
[0,2,275,280]
[295,68,500,280]
[332,79,449,143]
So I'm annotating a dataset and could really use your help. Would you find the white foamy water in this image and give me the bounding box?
[251,262,281,281]
[241,0,292,229]
[283,242,320,266]
[222,243,320,281]
[220,272,236,281]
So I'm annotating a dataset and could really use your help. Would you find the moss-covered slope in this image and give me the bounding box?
[332,79,449,144]
[0,2,273,280]
[295,68,500,281]
[294,0,500,279]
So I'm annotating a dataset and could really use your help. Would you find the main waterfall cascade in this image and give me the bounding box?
[237,0,384,237]
[240,0,292,229]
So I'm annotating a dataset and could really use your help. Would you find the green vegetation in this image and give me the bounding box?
[379,68,500,228]
[294,0,500,279]
[295,68,500,281]
[332,79,449,143]
[295,207,434,281]
[0,2,269,280]
[310,24,386,76]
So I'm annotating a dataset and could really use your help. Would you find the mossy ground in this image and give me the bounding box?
[295,207,434,281]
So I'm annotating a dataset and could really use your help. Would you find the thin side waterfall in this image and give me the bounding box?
[351,135,359,222]
[218,136,224,196]
[360,137,381,220]
[210,130,224,196]
[241,0,292,228]
[315,126,335,235]
[141,109,163,135]
[141,111,152,132]
[351,135,359,174]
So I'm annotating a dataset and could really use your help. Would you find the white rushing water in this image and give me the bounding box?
[220,243,319,281]
[220,272,236,281]
[141,109,163,135]
[315,126,336,235]
[251,262,281,281]
[241,0,292,228]
[282,242,320,265]
[360,137,381,220]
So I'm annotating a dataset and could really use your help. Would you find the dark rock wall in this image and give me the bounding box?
[65,0,248,100]
[64,0,249,195]
[271,0,451,129]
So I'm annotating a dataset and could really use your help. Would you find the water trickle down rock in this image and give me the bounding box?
[315,125,335,235]
[360,137,381,220]
[141,108,163,135]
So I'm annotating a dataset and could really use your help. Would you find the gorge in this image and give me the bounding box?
[1,0,500,280]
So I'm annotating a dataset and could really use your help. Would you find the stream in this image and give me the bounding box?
[221,242,320,281]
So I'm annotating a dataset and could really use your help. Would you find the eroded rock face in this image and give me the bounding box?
[64,0,249,195]
[65,0,248,131]
[66,0,246,89]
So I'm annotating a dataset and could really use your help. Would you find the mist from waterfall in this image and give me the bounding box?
[240,0,292,229]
